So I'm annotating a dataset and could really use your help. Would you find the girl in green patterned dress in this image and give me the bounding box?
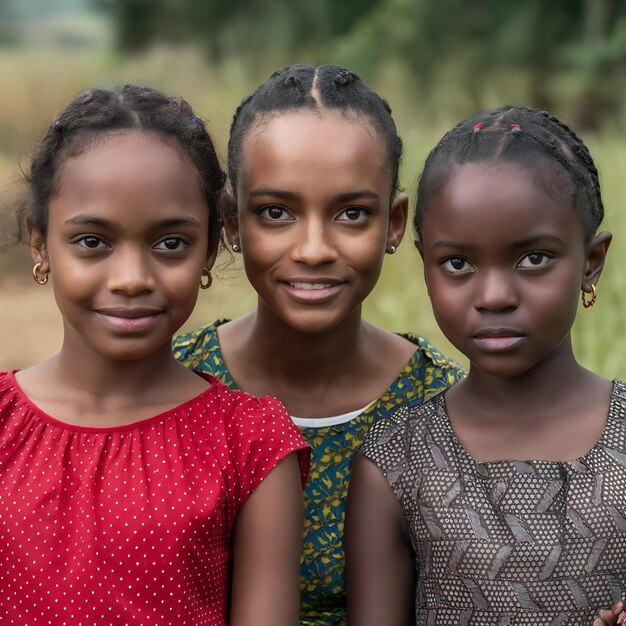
[173,64,464,625]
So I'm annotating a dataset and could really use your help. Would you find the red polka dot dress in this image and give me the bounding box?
[0,371,309,625]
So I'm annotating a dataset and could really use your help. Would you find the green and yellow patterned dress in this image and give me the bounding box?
[172,319,464,625]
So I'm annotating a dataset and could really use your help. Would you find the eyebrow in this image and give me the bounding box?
[248,189,300,202]
[64,215,203,229]
[432,234,565,250]
[248,188,380,203]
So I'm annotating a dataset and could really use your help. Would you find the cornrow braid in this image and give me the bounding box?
[24,84,225,257]
[227,64,403,208]
[414,105,604,244]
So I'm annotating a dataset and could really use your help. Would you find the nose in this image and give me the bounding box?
[290,218,338,266]
[474,269,518,313]
[106,246,156,296]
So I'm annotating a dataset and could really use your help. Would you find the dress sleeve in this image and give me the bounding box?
[360,405,414,502]
[224,393,310,513]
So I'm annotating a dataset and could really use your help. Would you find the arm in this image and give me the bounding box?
[346,453,415,626]
[230,452,304,626]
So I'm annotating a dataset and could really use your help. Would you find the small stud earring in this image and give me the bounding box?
[387,245,397,254]
[232,243,240,252]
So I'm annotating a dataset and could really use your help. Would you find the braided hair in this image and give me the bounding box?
[414,105,604,244]
[23,84,225,255]
[227,64,403,203]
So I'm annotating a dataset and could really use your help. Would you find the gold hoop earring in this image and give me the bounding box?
[581,283,596,308]
[32,262,48,285]
[200,266,212,290]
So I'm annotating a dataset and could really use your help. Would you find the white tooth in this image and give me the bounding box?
[290,282,331,290]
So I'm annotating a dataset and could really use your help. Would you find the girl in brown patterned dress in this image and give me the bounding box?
[346,106,625,626]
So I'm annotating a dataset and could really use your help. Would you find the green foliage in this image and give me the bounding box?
[96,0,626,129]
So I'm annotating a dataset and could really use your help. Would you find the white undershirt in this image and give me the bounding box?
[291,402,374,429]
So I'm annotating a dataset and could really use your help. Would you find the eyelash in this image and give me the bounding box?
[517,251,554,269]
[75,235,108,250]
[153,235,191,252]
[258,206,292,221]
[257,205,372,224]
[336,207,371,223]
[441,257,474,274]
[73,234,191,252]
[440,251,555,274]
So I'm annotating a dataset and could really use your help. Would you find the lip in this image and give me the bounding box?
[280,278,346,304]
[94,308,163,333]
[472,328,525,352]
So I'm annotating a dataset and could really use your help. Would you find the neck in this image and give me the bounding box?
[242,303,368,383]
[457,337,594,410]
[50,333,180,399]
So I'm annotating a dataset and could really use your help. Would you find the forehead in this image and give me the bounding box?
[239,109,391,194]
[54,131,203,200]
[57,131,194,184]
[422,161,584,245]
[50,131,207,223]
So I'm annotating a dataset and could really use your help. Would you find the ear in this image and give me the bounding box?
[386,192,408,252]
[223,216,241,250]
[28,219,50,272]
[581,230,612,292]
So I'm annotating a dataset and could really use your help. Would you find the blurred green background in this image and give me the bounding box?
[1,0,626,376]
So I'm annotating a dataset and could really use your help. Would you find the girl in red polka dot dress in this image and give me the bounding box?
[0,85,309,626]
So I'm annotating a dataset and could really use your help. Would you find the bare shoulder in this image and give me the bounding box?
[362,321,417,368]
[14,359,59,404]
[216,313,255,348]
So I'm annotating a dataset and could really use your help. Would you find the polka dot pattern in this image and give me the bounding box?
[0,371,309,625]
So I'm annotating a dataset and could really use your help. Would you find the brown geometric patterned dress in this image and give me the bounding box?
[361,381,626,625]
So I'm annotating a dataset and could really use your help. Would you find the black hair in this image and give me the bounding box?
[22,84,225,255]
[414,105,604,244]
[227,64,403,204]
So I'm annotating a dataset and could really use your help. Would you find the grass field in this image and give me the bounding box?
[1,45,625,378]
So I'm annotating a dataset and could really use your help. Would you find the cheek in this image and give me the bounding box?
[423,274,469,340]
[342,226,388,263]
[159,258,206,298]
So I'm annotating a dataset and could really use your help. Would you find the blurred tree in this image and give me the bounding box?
[0,0,19,45]
[96,0,626,128]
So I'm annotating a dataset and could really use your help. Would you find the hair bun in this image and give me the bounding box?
[284,74,301,89]
[334,68,357,87]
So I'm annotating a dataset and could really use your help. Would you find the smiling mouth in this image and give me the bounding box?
[281,280,345,303]
[287,282,336,290]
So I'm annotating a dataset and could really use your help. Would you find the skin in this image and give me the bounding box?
[347,160,617,623]
[18,130,303,625]
[220,109,415,418]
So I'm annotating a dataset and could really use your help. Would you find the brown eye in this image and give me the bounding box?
[518,251,552,269]
[154,236,189,251]
[442,257,473,274]
[336,207,370,222]
[76,235,106,249]
[259,205,292,221]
